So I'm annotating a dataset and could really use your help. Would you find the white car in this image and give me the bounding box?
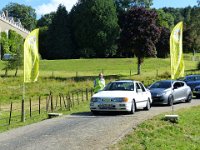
[90,80,152,114]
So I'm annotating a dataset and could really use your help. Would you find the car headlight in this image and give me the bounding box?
[157,92,167,97]
[91,97,101,102]
[112,97,129,102]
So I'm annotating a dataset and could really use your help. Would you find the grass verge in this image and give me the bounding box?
[110,106,200,150]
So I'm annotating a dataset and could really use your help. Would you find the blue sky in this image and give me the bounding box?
[0,0,198,19]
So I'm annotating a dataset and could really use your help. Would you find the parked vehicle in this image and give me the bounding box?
[183,75,200,90]
[148,80,192,105]
[90,80,152,115]
[193,85,200,98]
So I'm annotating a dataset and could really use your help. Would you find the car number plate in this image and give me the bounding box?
[99,104,113,109]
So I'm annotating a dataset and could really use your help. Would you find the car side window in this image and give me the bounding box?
[136,83,141,92]
[139,83,146,92]
[173,82,180,89]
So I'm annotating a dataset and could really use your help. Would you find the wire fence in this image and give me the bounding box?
[0,88,94,130]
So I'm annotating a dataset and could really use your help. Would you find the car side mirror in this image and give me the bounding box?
[137,89,143,93]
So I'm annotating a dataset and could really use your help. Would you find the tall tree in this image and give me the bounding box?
[71,0,119,58]
[156,27,170,58]
[120,7,161,74]
[37,12,56,27]
[46,4,73,59]
[2,2,36,31]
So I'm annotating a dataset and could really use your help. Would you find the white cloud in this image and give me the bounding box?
[36,0,78,16]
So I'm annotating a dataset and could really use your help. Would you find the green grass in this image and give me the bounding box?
[110,106,200,150]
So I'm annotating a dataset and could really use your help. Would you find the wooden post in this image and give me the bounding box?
[59,94,62,109]
[51,94,54,112]
[72,92,74,107]
[46,96,49,112]
[8,102,13,125]
[63,94,67,109]
[82,90,84,102]
[77,91,79,105]
[39,96,41,114]
[86,88,88,101]
[21,99,25,122]
[90,88,93,98]
[130,70,131,76]
[67,93,71,111]
[30,98,32,118]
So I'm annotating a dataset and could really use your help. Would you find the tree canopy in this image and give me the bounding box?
[120,7,161,74]
[2,2,37,31]
[71,0,119,58]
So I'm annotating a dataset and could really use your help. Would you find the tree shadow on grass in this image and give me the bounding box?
[42,74,121,82]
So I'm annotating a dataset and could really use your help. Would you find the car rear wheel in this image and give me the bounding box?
[129,100,136,114]
[185,92,192,103]
[144,99,151,110]
[168,95,174,106]
[91,110,99,115]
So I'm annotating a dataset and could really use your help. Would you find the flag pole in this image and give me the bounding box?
[21,82,25,122]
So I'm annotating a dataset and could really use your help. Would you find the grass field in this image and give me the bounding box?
[110,106,200,150]
[1,56,199,133]
[0,56,199,104]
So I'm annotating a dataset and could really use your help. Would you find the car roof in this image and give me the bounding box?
[112,80,136,83]
[185,75,200,78]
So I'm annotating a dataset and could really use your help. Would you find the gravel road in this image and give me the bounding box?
[0,99,200,150]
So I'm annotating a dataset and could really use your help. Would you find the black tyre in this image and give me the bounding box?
[130,101,136,114]
[168,95,174,106]
[91,110,99,115]
[144,99,151,110]
[186,92,192,103]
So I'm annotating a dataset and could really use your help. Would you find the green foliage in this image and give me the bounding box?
[71,0,119,57]
[0,32,10,56]
[197,61,200,70]
[37,12,56,27]
[1,30,24,76]
[46,4,73,59]
[156,9,174,30]
[2,2,37,31]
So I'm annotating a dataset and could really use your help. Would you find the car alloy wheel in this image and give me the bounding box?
[168,95,174,106]
[144,99,151,110]
[130,100,136,114]
[186,92,192,103]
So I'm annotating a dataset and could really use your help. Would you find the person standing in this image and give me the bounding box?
[94,73,105,93]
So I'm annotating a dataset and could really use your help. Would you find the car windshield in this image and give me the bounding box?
[150,81,171,89]
[104,82,134,91]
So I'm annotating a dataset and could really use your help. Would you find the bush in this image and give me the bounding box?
[197,61,200,70]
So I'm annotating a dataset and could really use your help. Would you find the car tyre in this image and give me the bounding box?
[185,92,192,103]
[91,110,99,115]
[168,95,174,106]
[144,99,151,110]
[129,100,136,114]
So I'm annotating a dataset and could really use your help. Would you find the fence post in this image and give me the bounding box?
[67,93,71,111]
[9,102,13,125]
[90,88,93,98]
[21,99,25,122]
[62,94,67,109]
[46,96,49,112]
[82,90,84,102]
[39,96,41,114]
[30,98,32,118]
[86,88,88,101]
[51,93,54,112]
[59,94,62,110]
[72,92,75,107]
[77,91,79,105]
[130,70,131,76]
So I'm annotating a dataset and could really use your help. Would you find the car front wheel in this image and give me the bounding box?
[129,100,136,114]
[168,95,174,106]
[144,99,151,110]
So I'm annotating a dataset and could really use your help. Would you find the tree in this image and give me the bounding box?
[156,9,174,30]
[71,0,119,58]
[37,12,56,27]
[2,2,37,31]
[46,4,73,59]
[120,7,161,74]
[156,27,170,58]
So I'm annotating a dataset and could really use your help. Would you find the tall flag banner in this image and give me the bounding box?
[170,21,184,79]
[24,29,39,83]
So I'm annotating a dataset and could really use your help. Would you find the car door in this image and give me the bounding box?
[135,82,148,108]
[173,81,186,101]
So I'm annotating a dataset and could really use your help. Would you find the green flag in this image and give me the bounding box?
[24,29,39,83]
[170,21,184,79]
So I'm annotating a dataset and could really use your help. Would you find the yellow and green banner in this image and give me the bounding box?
[24,28,39,83]
[170,21,184,79]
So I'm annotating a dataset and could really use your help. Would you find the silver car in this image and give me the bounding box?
[149,80,192,105]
